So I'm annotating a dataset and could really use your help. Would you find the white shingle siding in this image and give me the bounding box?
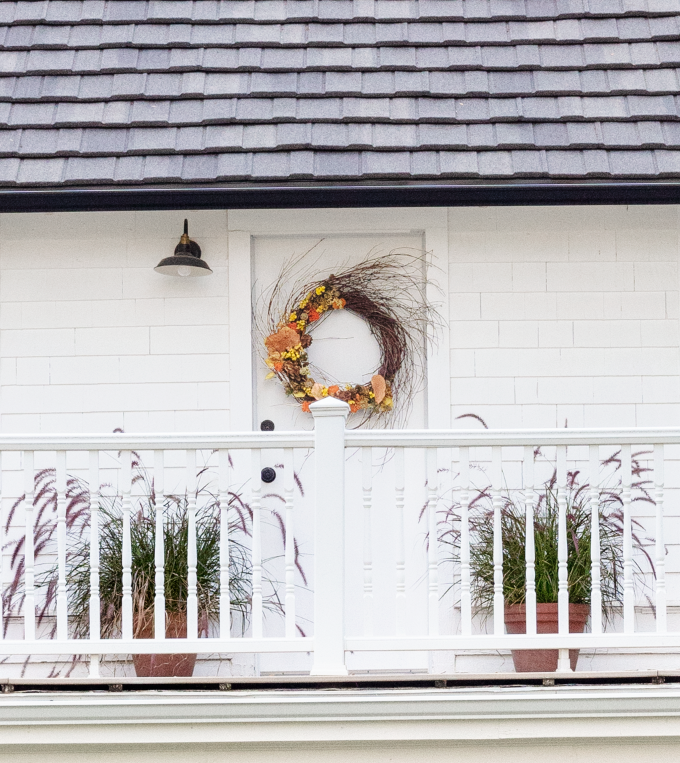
[0,204,676,434]
[0,209,230,433]
[448,204,680,428]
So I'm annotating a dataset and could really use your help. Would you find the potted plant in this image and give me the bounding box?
[4,454,304,677]
[440,449,654,672]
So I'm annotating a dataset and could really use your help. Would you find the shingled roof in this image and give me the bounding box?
[1,0,680,187]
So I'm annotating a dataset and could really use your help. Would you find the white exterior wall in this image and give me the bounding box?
[448,205,680,430]
[0,210,230,434]
[0,205,679,676]
[0,205,676,435]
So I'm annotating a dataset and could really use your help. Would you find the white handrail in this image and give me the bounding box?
[0,426,677,452]
[346,427,680,447]
[0,432,315,450]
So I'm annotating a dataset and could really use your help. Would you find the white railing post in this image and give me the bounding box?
[23,451,35,642]
[459,447,472,637]
[621,444,634,634]
[120,450,133,641]
[283,447,296,639]
[55,450,68,641]
[523,446,536,636]
[589,445,602,635]
[310,398,350,676]
[88,450,100,678]
[654,444,667,633]
[556,445,571,672]
[361,447,374,637]
[394,447,407,636]
[153,450,166,641]
[491,446,504,636]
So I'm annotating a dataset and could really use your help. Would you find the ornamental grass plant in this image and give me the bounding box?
[4,452,304,658]
[439,447,655,621]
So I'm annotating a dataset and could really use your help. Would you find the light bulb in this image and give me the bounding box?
[177,265,192,277]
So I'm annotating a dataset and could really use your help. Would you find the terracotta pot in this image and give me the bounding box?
[504,603,590,673]
[132,611,197,678]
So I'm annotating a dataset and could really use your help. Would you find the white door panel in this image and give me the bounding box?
[252,233,431,674]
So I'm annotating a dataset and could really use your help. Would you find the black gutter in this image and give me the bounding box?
[0,181,680,212]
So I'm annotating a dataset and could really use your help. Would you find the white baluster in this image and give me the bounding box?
[589,445,602,635]
[121,450,133,641]
[153,450,165,641]
[621,444,634,634]
[251,449,263,640]
[186,450,198,640]
[88,450,100,677]
[426,448,439,637]
[23,451,35,642]
[0,452,3,641]
[284,448,296,639]
[219,449,231,640]
[524,446,536,636]
[491,446,504,636]
[556,445,570,672]
[362,447,374,636]
[56,451,68,641]
[459,446,472,637]
[395,447,406,636]
[654,444,667,633]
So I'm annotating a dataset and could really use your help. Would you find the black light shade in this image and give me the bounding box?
[154,219,213,277]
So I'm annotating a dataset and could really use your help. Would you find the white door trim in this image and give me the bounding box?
[227,208,450,431]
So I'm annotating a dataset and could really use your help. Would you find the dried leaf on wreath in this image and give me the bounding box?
[371,374,387,404]
[311,382,324,400]
[265,326,300,354]
[300,333,313,348]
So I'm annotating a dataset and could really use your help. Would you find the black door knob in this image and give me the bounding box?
[261,467,276,483]
[260,420,275,431]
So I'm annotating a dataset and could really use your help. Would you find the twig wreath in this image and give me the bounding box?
[258,247,438,424]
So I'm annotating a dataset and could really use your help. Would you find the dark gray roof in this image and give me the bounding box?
[1,0,680,186]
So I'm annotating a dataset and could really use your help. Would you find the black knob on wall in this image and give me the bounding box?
[261,467,277,483]
[260,420,275,431]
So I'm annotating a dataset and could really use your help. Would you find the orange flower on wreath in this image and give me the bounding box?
[308,308,320,322]
[328,385,339,395]
[301,401,311,413]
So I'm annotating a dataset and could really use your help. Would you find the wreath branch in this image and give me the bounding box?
[256,244,441,426]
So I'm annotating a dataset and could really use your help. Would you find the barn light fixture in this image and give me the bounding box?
[154,219,213,277]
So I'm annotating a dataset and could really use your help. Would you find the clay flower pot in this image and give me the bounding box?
[504,603,590,672]
[132,611,197,678]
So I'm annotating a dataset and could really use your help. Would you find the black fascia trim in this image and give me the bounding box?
[0,181,679,212]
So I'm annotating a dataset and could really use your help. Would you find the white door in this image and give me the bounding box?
[250,232,435,674]
[252,233,426,432]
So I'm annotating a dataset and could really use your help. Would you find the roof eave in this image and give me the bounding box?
[0,180,679,213]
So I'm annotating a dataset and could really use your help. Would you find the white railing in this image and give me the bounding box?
[1,398,679,676]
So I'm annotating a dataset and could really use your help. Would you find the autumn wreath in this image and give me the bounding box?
[260,250,435,422]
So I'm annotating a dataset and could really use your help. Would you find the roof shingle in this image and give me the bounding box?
[0,0,679,186]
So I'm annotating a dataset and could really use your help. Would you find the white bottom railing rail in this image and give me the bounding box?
[1,397,680,677]
[0,638,313,656]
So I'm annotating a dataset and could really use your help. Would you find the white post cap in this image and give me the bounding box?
[309,398,350,419]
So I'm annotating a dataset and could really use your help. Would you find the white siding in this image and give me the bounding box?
[448,205,680,429]
[0,205,677,433]
[0,210,230,433]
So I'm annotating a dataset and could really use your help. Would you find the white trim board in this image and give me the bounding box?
[227,208,450,430]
